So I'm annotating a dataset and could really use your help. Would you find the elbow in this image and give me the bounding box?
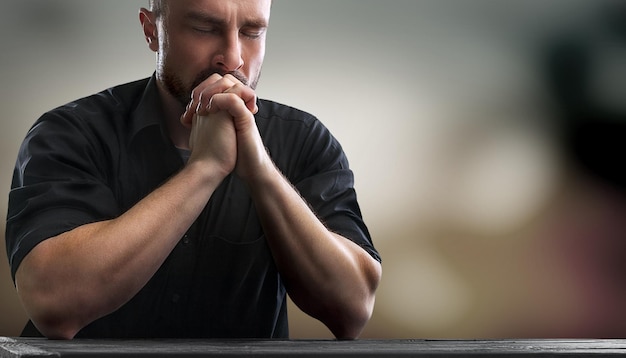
[329,294,377,340]
[19,291,82,339]
[332,260,382,340]
[35,321,80,340]
[18,289,82,340]
[47,330,79,341]
[16,274,82,340]
[330,270,381,339]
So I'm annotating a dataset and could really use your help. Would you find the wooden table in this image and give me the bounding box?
[2,337,626,357]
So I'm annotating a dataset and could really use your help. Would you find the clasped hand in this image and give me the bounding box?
[180,74,268,181]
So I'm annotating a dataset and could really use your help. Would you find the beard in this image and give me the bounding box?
[162,64,261,108]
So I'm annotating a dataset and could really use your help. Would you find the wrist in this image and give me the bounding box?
[239,155,281,188]
[183,158,230,190]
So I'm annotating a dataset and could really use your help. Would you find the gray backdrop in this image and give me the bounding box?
[2,0,624,338]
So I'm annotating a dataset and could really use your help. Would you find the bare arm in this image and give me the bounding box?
[15,105,238,340]
[194,79,382,339]
[18,73,380,340]
[248,165,382,339]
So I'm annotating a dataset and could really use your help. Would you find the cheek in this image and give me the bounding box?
[244,44,266,73]
[163,41,212,77]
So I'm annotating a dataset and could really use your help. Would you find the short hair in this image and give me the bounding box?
[150,1,271,18]
[149,0,166,17]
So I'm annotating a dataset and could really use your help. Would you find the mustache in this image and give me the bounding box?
[191,68,250,90]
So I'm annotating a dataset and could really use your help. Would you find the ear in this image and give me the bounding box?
[139,8,159,52]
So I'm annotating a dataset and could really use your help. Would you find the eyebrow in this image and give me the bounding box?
[184,11,268,29]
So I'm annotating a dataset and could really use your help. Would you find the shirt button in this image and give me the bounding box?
[172,294,180,303]
[182,234,190,245]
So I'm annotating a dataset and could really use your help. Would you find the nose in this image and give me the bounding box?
[213,33,244,72]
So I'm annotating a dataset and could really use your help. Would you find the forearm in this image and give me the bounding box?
[15,161,223,339]
[246,163,382,339]
[188,79,382,338]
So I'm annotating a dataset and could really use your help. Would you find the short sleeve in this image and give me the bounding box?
[5,111,121,281]
[291,120,381,263]
[255,100,380,264]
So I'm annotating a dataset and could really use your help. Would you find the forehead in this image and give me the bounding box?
[166,0,271,25]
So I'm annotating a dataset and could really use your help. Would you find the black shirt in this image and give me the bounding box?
[5,75,380,338]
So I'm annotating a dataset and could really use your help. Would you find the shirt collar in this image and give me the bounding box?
[129,73,167,141]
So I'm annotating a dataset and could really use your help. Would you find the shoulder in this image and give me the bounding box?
[27,77,152,144]
[255,99,341,145]
[255,98,343,144]
[255,99,350,178]
[256,99,318,126]
[20,77,153,168]
[254,98,334,143]
[45,77,150,122]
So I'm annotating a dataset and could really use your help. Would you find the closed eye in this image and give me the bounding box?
[193,26,221,35]
[241,28,266,40]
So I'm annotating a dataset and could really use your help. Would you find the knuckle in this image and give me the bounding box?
[190,88,202,102]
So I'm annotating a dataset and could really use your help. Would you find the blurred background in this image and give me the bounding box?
[1,0,625,338]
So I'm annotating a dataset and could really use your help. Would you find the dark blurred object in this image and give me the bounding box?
[543,0,626,191]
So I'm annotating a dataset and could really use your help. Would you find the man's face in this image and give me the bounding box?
[153,0,271,106]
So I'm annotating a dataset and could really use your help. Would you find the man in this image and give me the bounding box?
[5,0,381,340]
